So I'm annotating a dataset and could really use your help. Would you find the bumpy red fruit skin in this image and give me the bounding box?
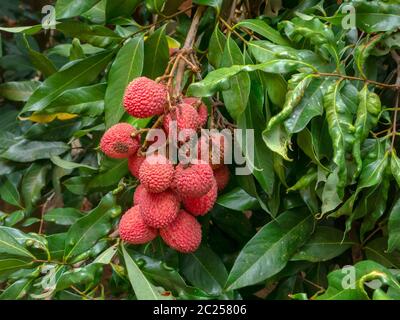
[119,206,158,244]
[140,189,179,228]
[139,154,174,193]
[213,165,230,191]
[182,179,217,216]
[173,162,214,198]
[160,210,201,253]
[133,184,146,205]
[183,97,208,127]
[128,153,146,178]
[100,123,140,159]
[163,103,199,139]
[123,77,167,118]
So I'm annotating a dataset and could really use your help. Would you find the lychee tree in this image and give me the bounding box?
[0,0,400,300]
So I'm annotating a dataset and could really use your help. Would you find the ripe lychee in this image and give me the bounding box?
[173,162,214,198]
[123,77,167,118]
[213,165,230,191]
[119,206,158,244]
[139,154,174,193]
[100,123,140,159]
[163,103,199,140]
[182,179,218,216]
[160,210,201,253]
[133,184,146,205]
[139,189,179,228]
[183,97,208,127]
[128,153,146,178]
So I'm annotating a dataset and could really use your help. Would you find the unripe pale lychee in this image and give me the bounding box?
[183,97,208,127]
[128,153,146,178]
[197,132,229,169]
[133,184,146,205]
[213,165,230,191]
[173,162,214,198]
[160,210,201,253]
[163,103,199,139]
[182,179,218,216]
[123,77,167,118]
[140,188,179,228]
[100,123,140,159]
[119,206,158,244]
[139,154,174,193]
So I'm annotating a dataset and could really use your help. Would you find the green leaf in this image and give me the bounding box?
[143,26,169,79]
[235,19,290,46]
[145,0,166,13]
[69,38,85,60]
[37,84,106,117]
[27,48,57,78]
[0,81,40,102]
[5,210,25,227]
[106,0,140,21]
[263,73,314,160]
[105,36,144,127]
[180,245,229,295]
[56,263,103,291]
[0,227,35,259]
[193,0,222,13]
[122,245,173,300]
[208,25,226,68]
[316,260,400,300]
[44,208,83,226]
[354,34,385,79]
[88,159,128,190]
[0,176,22,208]
[50,155,97,171]
[352,85,382,177]
[0,25,42,35]
[225,210,313,290]
[291,226,353,262]
[63,193,116,262]
[388,197,400,253]
[21,50,115,116]
[365,237,400,269]
[217,188,259,211]
[21,163,49,210]
[0,278,33,300]
[56,0,102,19]
[323,80,355,199]
[391,150,400,187]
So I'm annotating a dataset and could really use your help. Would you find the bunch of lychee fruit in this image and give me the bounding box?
[100,77,230,253]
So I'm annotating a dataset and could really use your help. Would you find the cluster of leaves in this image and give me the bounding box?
[0,0,400,300]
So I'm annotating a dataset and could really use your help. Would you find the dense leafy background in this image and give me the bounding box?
[0,0,400,300]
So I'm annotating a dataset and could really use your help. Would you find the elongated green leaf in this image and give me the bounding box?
[27,48,57,78]
[235,19,290,46]
[208,25,226,68]
[143,26,169,79]
[193,0,222,13]
[0,25,41,34]
[0,81,40,102]
[37,84,106,117]
[0,176,22,208]
[106,0,140,21]
[352,85,382,177]
[323,80,355,199]
[122,245,173,300]
[180,245,229,295]
[63,193,116,261]
[217,188,259,211]
[21,50,115,116]
[50,155,97,171]
[365,237,400,269]
[21,163,49,210]
[226,210,313,290]
[44,208,83,226]
[292,226,353,262]
[0,278,33,300]
[388,197,400,253]
[105,36,144,127]
[0,227,35,259]
[0,255,34,277]
[56,0,102,19]
[391,150,400,187]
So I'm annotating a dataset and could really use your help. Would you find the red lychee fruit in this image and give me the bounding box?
[163,103,199,140]
[183,97,208,128]
[160,210,201,253]
[128,153,146,178]
[139,189,179,228]
[173,162,214,198]
[133,184,146,205]
[100,123,140,159]
[139,154,174,193]
[213,165,230,191]
[197,131,230,169]
[123,77,167,118]
[119,206,158,244]
[182,179,218,216]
